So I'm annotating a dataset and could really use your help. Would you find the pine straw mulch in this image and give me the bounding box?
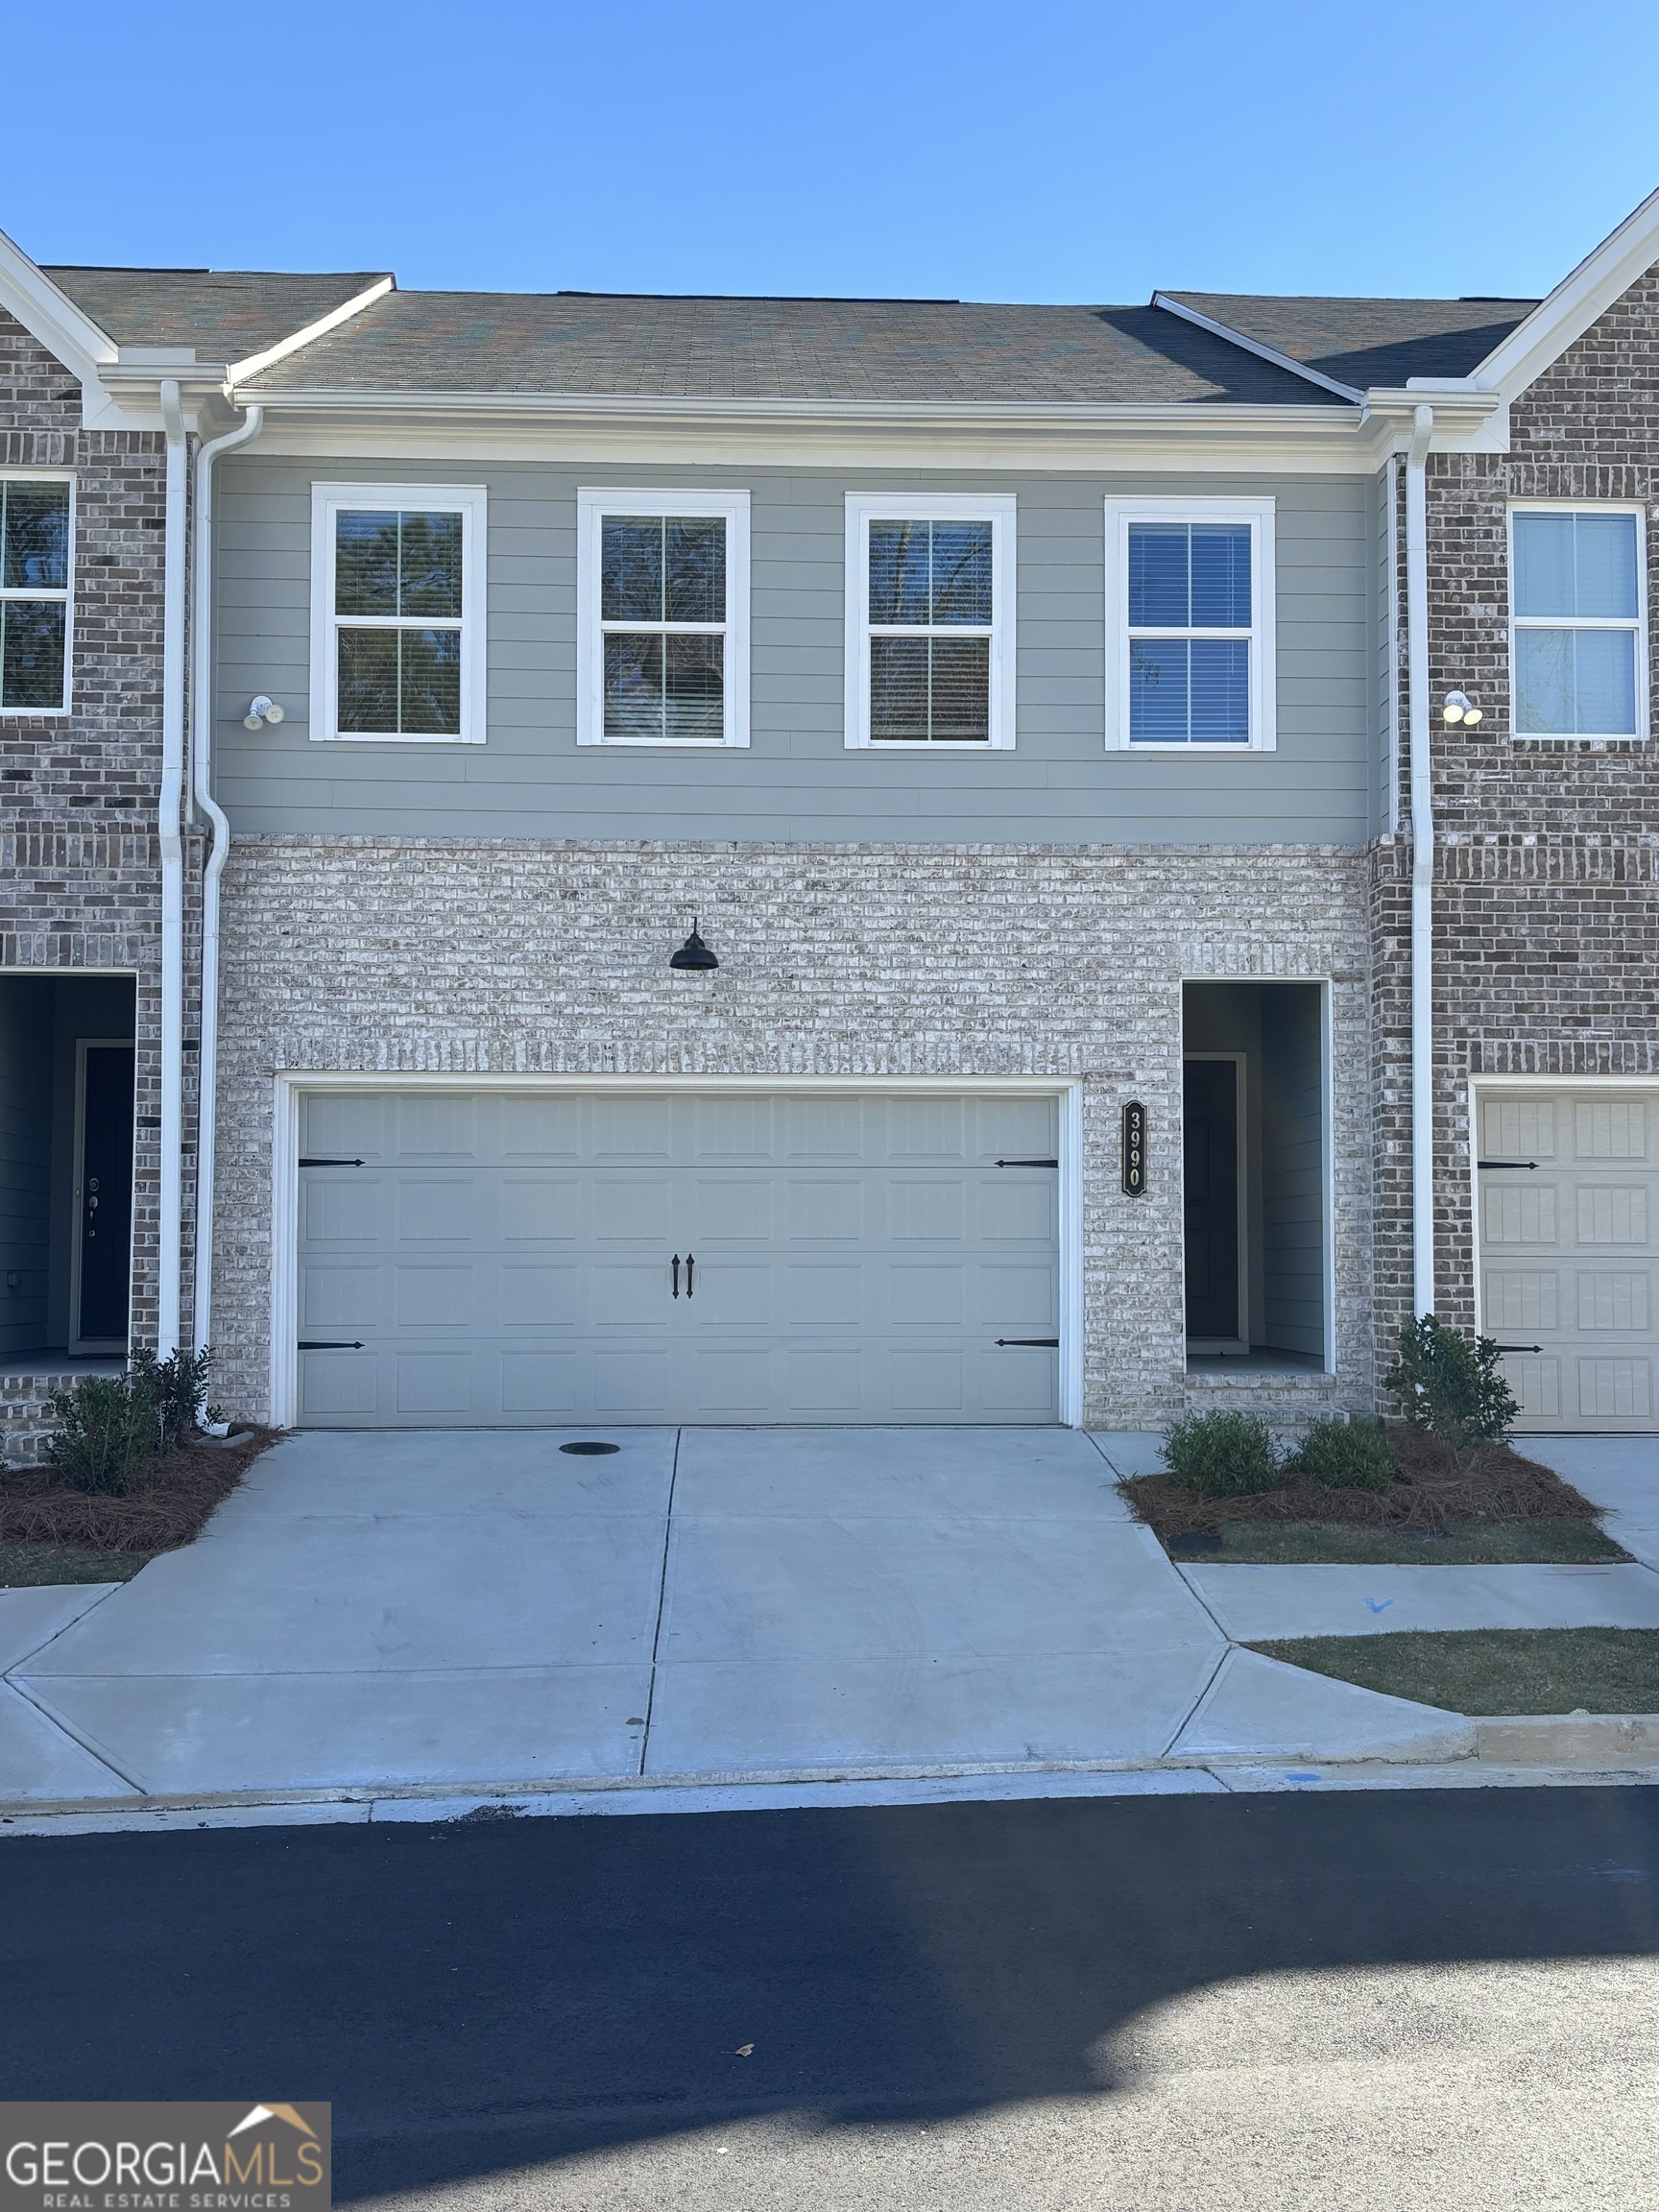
[0,1428,277,1554]
[1123,1423,1602,1542]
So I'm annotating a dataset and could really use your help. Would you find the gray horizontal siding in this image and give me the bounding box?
[214,461,1378,847]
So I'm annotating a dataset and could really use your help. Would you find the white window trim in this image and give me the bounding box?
[576,487,750,748]
[1506,499,1649,743]
[308,483,488,745]
[1105,496,1276,753]
[844,493,1017,752]
[0,469,75,718]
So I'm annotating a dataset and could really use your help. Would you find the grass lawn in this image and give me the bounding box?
[1167,1518,1631,1566]
[1250,1627,1659,1714]
[0,1542,151,1588]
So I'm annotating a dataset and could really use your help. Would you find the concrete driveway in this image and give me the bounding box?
[4,1428,1230,1799]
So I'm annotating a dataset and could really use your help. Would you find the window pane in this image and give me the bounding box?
[663,519,725,623]
[1129,636,1190,740]
[337,627,399,732]
[604,632,664,738]
[869,521,931,625]
[1514,512,1640,618]
[927,636,990,738]
[335,513,401,616]
[0,600,66,709]
[1190,525,1251,628]
[870,633,930,738]
[398,513,464,619]
[1128,524,1191,628]
[398,628,462,734]
[602,518,663,623]
[2,482,70,591]
[1571,514,1640,618]
[663,633,724,738]
[929,522,994,625]
[1188,637,1251,741]
[1568,629,1637,733]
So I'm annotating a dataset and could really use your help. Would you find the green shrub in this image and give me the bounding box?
[1384,1316,1518,1466]
[45,1347,217,1496]
[1287,1416,1395,1492]
[1161,1410,1285,1498]
[45,1372,164,1496]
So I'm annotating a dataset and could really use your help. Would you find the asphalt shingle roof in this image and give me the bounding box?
[1162,292,1540,387]
[43,267,389,363]
[232,292,1341,404]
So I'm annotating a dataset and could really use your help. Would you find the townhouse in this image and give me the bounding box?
[2,190,1656,1455]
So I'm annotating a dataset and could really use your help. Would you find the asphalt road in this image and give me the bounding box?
[4,1786,1658,2210]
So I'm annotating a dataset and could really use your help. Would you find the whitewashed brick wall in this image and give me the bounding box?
[212,836,1375,1430]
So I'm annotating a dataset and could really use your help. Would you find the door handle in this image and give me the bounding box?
[671,1254,681,1298]
[685,1253,695,1298]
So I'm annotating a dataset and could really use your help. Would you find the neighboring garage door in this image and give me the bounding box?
[295,1090,1061,1426]
[1477,1087,1659,1430]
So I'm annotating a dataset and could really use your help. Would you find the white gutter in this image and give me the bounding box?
[156,379,188,1357]
[1406,402,1435,1317]
[190,404,264,1357]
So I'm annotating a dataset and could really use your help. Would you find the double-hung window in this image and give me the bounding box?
[310,484,487,742]
[577,489,749,745]
[846,495,1016,749]
[1105,498,1275,750]
[1510,507,1647,739]
[0,476,72,713]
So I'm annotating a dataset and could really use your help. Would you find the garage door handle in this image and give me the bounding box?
[996,1158,1059,1168]
[1477,1160,1537,1170]
[1493,1344,1542,1355]
[299,1157,366,1166]
[685,1253,695,1297]
[997,1337,1059,1348]
[299,1340,365,1350]
[671,1255,680,1298]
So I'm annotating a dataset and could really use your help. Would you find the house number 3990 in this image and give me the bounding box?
[1121,1102,1147,1195]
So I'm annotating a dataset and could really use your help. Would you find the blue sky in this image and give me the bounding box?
[8,0,1658,304]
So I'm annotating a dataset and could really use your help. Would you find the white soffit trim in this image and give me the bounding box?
[226,276,396,384]
[1151,292,1365,402]
[1464,182,1659,401]
[0,223,116,386]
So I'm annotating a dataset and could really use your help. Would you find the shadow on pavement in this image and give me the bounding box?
[3,1787,1657,2200]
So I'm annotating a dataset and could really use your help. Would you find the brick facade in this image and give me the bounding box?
[1373,262,1659,1367]
[0,308,175,1413]
[211,835,1375,1431]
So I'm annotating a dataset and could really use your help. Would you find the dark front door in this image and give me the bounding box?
[1184,1059,1239,1340]
[78,1044,134,1343]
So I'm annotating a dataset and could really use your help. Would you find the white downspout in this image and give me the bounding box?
[1406,402,1435,1318]
[190,403,264,1357]
[156,380,188,1358]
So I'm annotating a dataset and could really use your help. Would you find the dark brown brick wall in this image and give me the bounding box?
[0,308,174,1354]
[1374,263,1659,1368]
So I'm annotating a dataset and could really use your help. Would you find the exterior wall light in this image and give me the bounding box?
[669,918,719,972]
[243,694,286,730]
[1442,690,1483,725]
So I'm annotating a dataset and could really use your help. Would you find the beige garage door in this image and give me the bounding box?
[1477,1087,1659,1430]
[295,1089,1061,1426]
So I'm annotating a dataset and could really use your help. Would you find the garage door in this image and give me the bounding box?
[1477,1087,1659,1430]
[295,1090,1061,1426]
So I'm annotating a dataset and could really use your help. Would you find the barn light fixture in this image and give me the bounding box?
[669,918,719,972]
[1442,690,1483,726]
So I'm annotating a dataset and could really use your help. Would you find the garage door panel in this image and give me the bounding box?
[297,1090,1061,1426]
[303,1094,386,1160]
[1479,1087,1659,1430]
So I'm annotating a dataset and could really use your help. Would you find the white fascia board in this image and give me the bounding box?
[0,223,116,400]
[1467,182,1659,402]
[1151,291,1366,402]
[226,276,395,383]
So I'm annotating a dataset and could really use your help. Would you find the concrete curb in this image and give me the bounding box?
[1474,1713,1659,1766]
